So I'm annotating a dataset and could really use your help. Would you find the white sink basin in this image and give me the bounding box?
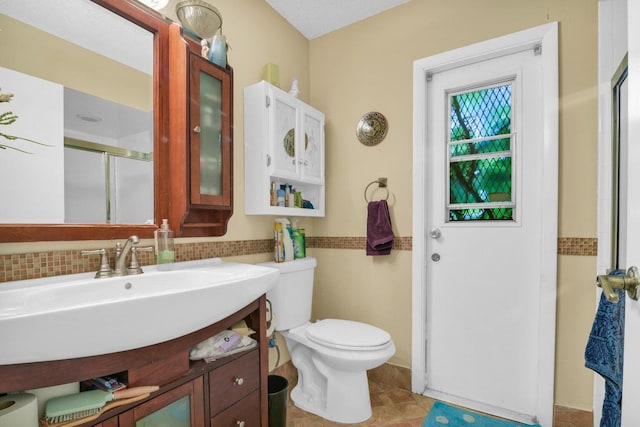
[0,258,278,365]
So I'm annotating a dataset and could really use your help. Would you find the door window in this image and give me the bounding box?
[448,82,515,221]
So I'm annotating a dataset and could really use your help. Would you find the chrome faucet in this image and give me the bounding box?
[113,235,140,276]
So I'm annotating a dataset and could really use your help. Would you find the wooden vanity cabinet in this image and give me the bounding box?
[168,23,234,237]
[0,296,268,427]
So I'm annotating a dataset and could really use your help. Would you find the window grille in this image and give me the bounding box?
[447,82,515,222]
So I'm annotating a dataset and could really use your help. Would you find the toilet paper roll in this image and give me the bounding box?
[0,393,38,427]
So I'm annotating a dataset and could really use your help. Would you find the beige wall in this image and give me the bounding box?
[308,0,598,411]
[0,0,599,412]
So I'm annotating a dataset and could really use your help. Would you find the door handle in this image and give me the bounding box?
[596,266,640,303]
[429,228,441,239]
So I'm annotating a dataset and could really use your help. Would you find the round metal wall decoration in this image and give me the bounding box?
[356,111,388,146]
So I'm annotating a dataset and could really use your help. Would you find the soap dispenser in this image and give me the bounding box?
[155,219,175,270]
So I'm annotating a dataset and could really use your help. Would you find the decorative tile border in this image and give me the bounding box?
[0,240,272,283]
[557,237,598,256]
[306,236,412,250]
[0,236,594,283]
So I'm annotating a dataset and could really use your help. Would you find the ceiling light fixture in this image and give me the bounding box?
[176,0,223,40]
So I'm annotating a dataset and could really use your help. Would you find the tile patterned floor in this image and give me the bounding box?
[273,362,435,427]
[272,362,594,427]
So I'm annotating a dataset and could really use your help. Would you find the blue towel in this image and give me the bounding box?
[585,270,626,427]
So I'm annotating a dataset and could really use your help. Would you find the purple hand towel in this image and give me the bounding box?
[366,200,394,256]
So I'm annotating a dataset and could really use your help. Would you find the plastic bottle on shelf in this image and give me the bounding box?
[270,181,278,206]
[288,187,296,207]
[277,187,285,207]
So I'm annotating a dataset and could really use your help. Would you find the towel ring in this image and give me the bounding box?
[364,177,389,202]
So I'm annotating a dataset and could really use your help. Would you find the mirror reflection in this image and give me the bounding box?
[0,0,154,224]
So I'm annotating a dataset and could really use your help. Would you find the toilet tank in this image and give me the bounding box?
[259,257,317,331]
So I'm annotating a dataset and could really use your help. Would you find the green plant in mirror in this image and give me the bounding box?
[0,87,50,154]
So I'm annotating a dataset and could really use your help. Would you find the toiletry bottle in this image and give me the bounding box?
[277,187,285,207]
[288,187,296,207]
[274,221,284,262]
[209,34,227,68]
[285,185,291,207]
[292,227,306,259]
[155,219,175,270]
[270,181,277,206]
[275,218,294,261]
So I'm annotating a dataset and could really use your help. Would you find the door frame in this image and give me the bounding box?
[411,23,559,426]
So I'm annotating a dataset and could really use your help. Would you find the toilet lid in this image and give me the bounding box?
[305,319,391,349]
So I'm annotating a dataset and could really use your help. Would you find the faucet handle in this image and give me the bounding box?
[128,246,153,275]
[81,248,112,279]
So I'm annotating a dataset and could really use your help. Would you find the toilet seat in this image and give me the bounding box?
[305,319,391,350]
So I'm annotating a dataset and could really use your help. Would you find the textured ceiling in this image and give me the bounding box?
[265,0,410,39]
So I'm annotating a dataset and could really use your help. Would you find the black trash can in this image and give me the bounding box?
[267,375,288,427]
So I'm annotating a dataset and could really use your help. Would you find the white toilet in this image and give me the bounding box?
[261,257,396,424]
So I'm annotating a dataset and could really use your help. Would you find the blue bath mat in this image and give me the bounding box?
[422,402,541,427]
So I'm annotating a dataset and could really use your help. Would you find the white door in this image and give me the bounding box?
[412,23,558,427]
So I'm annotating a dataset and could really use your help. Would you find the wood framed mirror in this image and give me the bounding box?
[0,0,169,242]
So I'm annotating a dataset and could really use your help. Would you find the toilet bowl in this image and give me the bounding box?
[260,257,396,424]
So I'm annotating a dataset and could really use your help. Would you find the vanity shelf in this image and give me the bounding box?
[244,81,325,217]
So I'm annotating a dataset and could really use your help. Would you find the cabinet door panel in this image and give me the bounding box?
[189,53,232,207]
[269,91,299,180]
[198,71,223,197]
[301,108,324,184]
[120,378,204,427]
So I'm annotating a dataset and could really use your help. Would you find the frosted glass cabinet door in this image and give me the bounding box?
[198,71,223,198]
[188,52,232,207]
[136,395,191,426]
[301,108,324,184]
[269,90,299,180]
[120,379,203,427]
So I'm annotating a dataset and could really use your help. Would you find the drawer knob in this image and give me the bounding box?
[237,421,245,427]
[234,377,244,386]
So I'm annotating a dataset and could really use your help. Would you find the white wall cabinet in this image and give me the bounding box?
[244,80,325,216]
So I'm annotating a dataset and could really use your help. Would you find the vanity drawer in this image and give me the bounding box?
[210,388,260,427]
[209,350,259,415]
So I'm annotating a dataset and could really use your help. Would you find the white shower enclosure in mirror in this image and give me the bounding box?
[0,0,153,224]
